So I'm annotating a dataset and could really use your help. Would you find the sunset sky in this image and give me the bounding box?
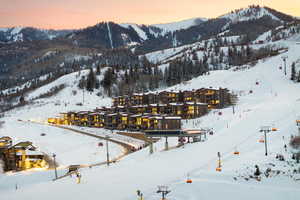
[0,0,299,29]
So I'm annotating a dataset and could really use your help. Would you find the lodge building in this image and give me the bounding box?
[112,87,230,109]
[0,137,47,172]
[48,88,232,131]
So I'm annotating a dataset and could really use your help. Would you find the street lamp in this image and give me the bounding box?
[281,56,288,76]
[105,135,110,166]
[53,153,58,179]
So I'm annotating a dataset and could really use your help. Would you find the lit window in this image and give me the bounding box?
[137,117,142,125]
[188,106,194,114]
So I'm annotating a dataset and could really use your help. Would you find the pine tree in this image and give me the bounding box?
[297,71,300,83]
[78,76,86,89]
[291,62,296,81]
[19,96,25,104]
[86,68,96,92]
[246,45,252,62]
[101,68,114,96]
[96,65,101,75]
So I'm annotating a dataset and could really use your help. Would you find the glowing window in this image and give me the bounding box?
[188,106,194,114]
[137,117,142,125]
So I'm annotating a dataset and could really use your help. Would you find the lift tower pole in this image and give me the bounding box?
[53,153,58,179]
[105,135,110,166]
[281,56,288,76]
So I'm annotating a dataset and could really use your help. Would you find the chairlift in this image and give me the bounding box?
[98,142,103,147]
[186,174,192,183]
[259,136,265,143]
[178,137,186,143]
[233,147,240,155]
[216,167,222,172]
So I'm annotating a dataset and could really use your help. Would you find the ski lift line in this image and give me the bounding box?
[152,64,296,192]
[182,126,270,178]
[106,22,114,49]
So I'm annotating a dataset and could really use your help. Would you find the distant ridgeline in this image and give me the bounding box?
[48,88,233,131]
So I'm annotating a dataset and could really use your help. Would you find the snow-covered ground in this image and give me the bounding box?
[152,18,207,34]
[220,7,280,22]
[120,23,148,41]
[1,38,300,200]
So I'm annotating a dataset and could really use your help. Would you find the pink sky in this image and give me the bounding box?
[0,0,299,29]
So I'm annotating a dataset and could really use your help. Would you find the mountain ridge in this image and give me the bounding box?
[0,5,298,47]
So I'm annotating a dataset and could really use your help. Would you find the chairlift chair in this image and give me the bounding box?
[186,173,192,183]
[259,137,265,143]
[216,167,222,172]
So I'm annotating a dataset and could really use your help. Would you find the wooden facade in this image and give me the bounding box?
[52,102,207,130]
[194,88,230,109]
[0,141,46,172]
[112,88,230,109]
[49,88,231,131]
[55,111,182,131]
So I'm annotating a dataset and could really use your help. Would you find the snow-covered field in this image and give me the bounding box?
[1,38,300,200]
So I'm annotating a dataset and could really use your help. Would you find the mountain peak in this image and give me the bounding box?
[219,5,281,22]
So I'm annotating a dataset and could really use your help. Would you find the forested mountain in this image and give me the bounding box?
[0,27,72,43]
[68,5,299,53]
[1,5,299,107]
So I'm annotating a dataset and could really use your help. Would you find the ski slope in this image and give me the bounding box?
[1,39,300,199]
[152,18,207,33]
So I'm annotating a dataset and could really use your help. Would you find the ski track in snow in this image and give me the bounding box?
[107,22,114,49]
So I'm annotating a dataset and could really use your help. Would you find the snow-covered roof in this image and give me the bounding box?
[169,103,184,106]
[164,116,181,120]
[185,102,208,105]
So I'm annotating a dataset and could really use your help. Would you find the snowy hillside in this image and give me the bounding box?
[119,17,207,42]
[1,34,300,200]
[152,17,207,33]
[0,26,72,42]
[120,23,148,40]
[0,27,24,42]
[220,6,281,23]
